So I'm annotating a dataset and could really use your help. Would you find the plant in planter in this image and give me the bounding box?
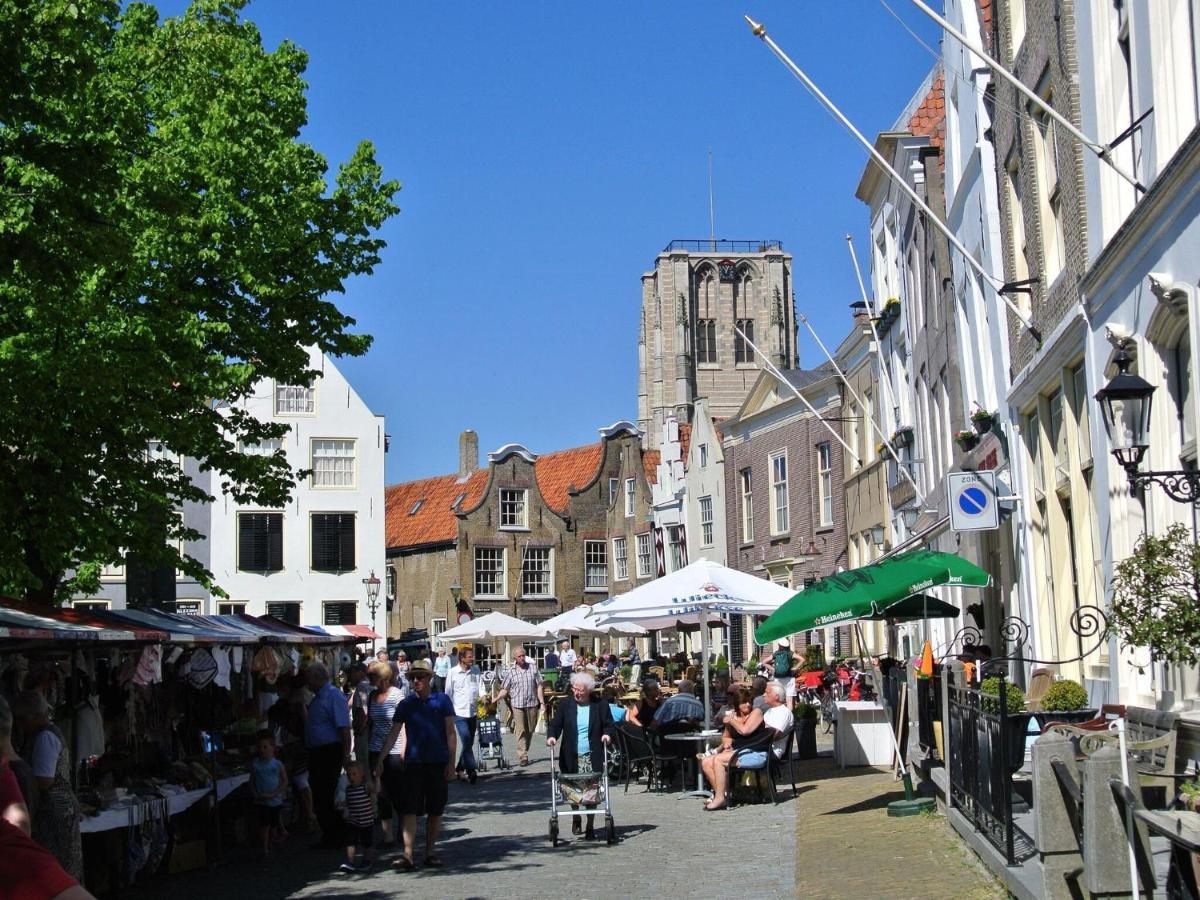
[971,408,996,435]
[1110,523,1200,667]
[891,426,914,448]
[1032,678,1096,729]
[1179,779,1200,813]
[793,702,819,758]
[620,665,632,683]
[714,655,730,675]
[955,430,978,452]
[979,676,1030,775]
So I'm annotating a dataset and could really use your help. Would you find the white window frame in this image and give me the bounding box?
[584,540,608,591]
[699,495,713,546]
[499,488,529,529]
[474,547,507,598]
[817,443,833,526]
[218,601,247,616]
[770,450,789,535]
[635,532,653,578]
[739,468,753,543]
[241,437,284,456]
[1030,86,1064,287]
[699,443,708,468]
[310,438,357,489]
[323,600,357,626]
[612,536,629,581]
[608,478,619,507]
[666,525,686,572]
[520,546,553,598]
[274,382,316,416]
[624,478,636,518]
[73,600,111,611]
[431,618,447,638]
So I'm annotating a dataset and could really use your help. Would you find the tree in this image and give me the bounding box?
[1109,524,1200,667]
[0,0,400,604]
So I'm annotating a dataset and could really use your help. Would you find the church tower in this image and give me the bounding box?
[637,240,797,449]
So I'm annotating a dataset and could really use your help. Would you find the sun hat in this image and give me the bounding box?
[776,638,791,650]
[408,659,434,676]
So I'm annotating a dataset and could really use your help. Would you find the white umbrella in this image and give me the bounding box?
[434,611,549,643]
[541,604,648,637]
[592,559,795,727]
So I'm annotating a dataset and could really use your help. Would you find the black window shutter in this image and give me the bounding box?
[312,514,355,571]
[240,513,282,572]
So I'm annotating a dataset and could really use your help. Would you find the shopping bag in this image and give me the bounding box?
[534,708,547,734]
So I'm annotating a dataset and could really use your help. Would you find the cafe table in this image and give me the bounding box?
[663,729,724,800]
[1133,807,1200,897]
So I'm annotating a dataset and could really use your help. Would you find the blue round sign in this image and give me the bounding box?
[957,485,989,516]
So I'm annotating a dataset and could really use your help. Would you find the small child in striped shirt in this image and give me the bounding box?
[340,761,376,872]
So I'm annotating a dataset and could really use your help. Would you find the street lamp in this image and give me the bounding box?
[1095,346,1200,504]
[363,570,382,652]
[869,524,886,547]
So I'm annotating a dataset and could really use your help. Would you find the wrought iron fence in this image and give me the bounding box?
[945,671,1036,864]
[661,239,783,253]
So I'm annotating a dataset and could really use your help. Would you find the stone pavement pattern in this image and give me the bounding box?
[793,756,1006,900]
[130,731,794,899]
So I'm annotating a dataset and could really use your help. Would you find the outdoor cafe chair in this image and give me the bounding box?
[724,729,781,808]
[614,721,657,793]
[773,729,797,797]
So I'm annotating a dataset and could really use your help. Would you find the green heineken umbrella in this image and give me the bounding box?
[860,593,960,623]
[754,549,989,644]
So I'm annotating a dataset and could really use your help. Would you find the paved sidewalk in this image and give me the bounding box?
[130,730,795,899]
[793,756,1006,900]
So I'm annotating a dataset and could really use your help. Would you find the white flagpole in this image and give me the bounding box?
[846,234,902,457]
[798,313,926,505]
[735,325,861,464]
[905,0,1143,193]
[744,16,1039,338]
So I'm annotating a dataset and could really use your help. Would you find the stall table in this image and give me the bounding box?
[833,701,894,768]
[81,774,249,833]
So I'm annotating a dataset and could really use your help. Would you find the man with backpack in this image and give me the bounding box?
[772,639,799,710]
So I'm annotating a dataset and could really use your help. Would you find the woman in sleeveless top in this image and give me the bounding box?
[12,691,83,879]
[699,686,767,811]
[366,662,406,846]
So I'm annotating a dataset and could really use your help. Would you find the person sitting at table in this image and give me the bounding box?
[651,680,705,731]
[713,686,741,724]
[602,686,627,723]
[750,675,770,712]
[699,682,792,811]
[547,672,614,839]
[626,682,663,729]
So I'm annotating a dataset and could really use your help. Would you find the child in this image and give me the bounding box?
[250,729,287,859]
[340,760,376,873]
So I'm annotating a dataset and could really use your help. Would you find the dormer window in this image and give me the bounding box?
[499,489,528,529]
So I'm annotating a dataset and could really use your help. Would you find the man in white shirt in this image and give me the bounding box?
[444,647,482,783]
[558,641,576,680]
[761,682,795,760]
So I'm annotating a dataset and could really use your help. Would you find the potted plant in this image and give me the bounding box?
[891,426,914,448]
[955,430,978,452]
[971,408,996,435]
[793,703,819,758]
[979,676,1031,775]
[1110,524,1200,668]
[876,441,897,461]
[1179,779,1200,813]
[714,655,729,676]
[1032,679,1096,730]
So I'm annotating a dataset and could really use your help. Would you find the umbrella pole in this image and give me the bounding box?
[701,614,711,730]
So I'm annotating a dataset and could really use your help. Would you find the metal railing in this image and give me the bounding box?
[945,671,1036,864]
[662,239,783,254]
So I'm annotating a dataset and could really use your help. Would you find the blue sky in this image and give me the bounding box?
[155,2,941,483]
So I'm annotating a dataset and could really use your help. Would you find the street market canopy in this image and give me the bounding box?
[0,603,139,642]
[754,550,989,644]
[303,624,383,642]
[434,612,548,643]
[539,604,647,637]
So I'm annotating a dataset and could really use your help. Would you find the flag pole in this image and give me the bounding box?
[846,234,902,465]
[798,313,926,506]
[905,0,1144,193]
[744,16,1040,339]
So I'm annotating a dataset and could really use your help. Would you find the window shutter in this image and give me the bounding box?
[312,513,355,571]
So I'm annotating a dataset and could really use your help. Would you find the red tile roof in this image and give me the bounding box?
[678,422,692,465]
[643,450,660,484]
[384,470,487,549]
[908,70,945,171]
[534,444,604,513]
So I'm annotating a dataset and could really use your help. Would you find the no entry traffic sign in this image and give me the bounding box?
[948,470,999,532]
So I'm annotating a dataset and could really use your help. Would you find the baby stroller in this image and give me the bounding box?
[477,714,509,771]
[548,743,616,846]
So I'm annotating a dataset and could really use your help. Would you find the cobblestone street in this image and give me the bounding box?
[130,730,793,899]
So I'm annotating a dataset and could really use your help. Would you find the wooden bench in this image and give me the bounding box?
[1046,706,1181,804]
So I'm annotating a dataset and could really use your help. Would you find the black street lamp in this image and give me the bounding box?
[363,570,382,652]
[1095,346,1200,504]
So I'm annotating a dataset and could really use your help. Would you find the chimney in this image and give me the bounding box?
[459,429,479,477]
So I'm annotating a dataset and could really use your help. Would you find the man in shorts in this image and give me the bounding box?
[373,659,456,870]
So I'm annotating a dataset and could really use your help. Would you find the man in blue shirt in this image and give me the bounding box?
[304,663,351,848]
[375,659,456,870]
[652,680,706,729]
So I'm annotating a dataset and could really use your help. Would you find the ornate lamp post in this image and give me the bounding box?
[1095,347,1200,504]
[363,570,382,653]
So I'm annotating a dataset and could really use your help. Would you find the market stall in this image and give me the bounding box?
[0,601,358,895]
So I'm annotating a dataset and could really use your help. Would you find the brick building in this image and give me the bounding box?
[720,367,849,663]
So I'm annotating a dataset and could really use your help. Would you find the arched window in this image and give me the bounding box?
[695,266,717,365]
[734,267,755,363]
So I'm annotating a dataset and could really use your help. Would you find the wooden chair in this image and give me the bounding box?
[724,729,781,808]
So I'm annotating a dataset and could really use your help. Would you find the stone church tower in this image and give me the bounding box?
[638,240,797,449]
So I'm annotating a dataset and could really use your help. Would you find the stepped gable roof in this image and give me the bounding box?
[385,470,487,549]
[643,450,660,484]
[534,443,604,514]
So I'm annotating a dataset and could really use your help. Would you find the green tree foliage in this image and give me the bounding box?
[0,0,400,603]
[1110,524,1200,666]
